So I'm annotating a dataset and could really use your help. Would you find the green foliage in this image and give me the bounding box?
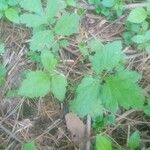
[128,131,140,149]
[5,8,19,23]
[0,0,19,23]
[88,0,124,20]
[70,40,144,118]
[91,41,123,74]
[19,51,67,101]
[70,76,103,118]
[96,135,112,150]
[127,8,147,24]
[23,142,36,150]
[30,30,54,51]
[54,13,80,36]
[18,71,51,98]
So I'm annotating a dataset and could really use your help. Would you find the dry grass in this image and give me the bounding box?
[0,2,150,150]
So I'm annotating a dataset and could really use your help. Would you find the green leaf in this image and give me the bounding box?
[101,0,115,8]
[5,8,20,23]
[70,76,103,118]
[91,41,123,74]
[66,0,76,6]
[127,8,147,23]
[96,135,112,150]
[30,30,54,51]
[45,0,65,22]
[0,0,8,11]
[79,42,89,57]
[19,0,43,15]
[41,50,58,71]
[23,142,36,150]
[20,14,46,27]
[128,131,140,149]
[51,74,67,101]
[18,71,51,98]
[144,30,150,40]
[0,43,5,54]
[131,35,145,44]
[102,70,144,112]
[89,39,104,52]
[54,13,80,36]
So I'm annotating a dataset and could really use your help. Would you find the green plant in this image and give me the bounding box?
[18,50,67,101]
[123,6,150,53]
[0,0,20,23]
[70,40,145,118]
[88,0,124,20]
[22,142,36,150]
[17,0,80,101]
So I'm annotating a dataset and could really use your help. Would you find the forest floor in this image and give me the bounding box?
[0,1,150,150]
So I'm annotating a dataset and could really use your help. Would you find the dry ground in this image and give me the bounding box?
[0,1,150,150]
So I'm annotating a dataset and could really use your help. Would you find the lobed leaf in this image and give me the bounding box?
[91,41,123,74]
[30,30,54,51]
[70,76,103,118]
[51,74,67,102]
[41,50,58,71]
[54,13,80,36]
[18,71,51,98]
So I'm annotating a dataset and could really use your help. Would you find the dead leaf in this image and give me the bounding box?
[65,113,85,149]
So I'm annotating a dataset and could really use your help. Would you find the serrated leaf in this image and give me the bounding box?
[51,74,67,101]
[18,71,51,98]
[96,135,112,150]
[23,142,36,150]
[128,131,140,149]
[20,13,46,27]
[30,30,54,51]
[41,50,58,71]
[19,0,43,15]
[5,8,19,23]
[132,35,145,44]
[89,39,104,52]
[54,13,80,36]
[45,0,65,22]
[102,70,144,112]
[70,76,103,118]
[91,41,123,74]
[127,8,147,23]
[101,0,115,8]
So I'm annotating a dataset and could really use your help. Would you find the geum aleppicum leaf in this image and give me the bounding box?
[5,8,20,24]
[19,0,43,15]
[41,50,58,71]
[70,76,103,118]
[18,71,51,98]
[51,74,67,102]
[54,13,80,36]
[30,30,54,51]
[45,0,66,22]
[102,70,144,113]
[127,8,147,23]
[20,13,47,28]
[91,40,123,74]
[96,135,112,150]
